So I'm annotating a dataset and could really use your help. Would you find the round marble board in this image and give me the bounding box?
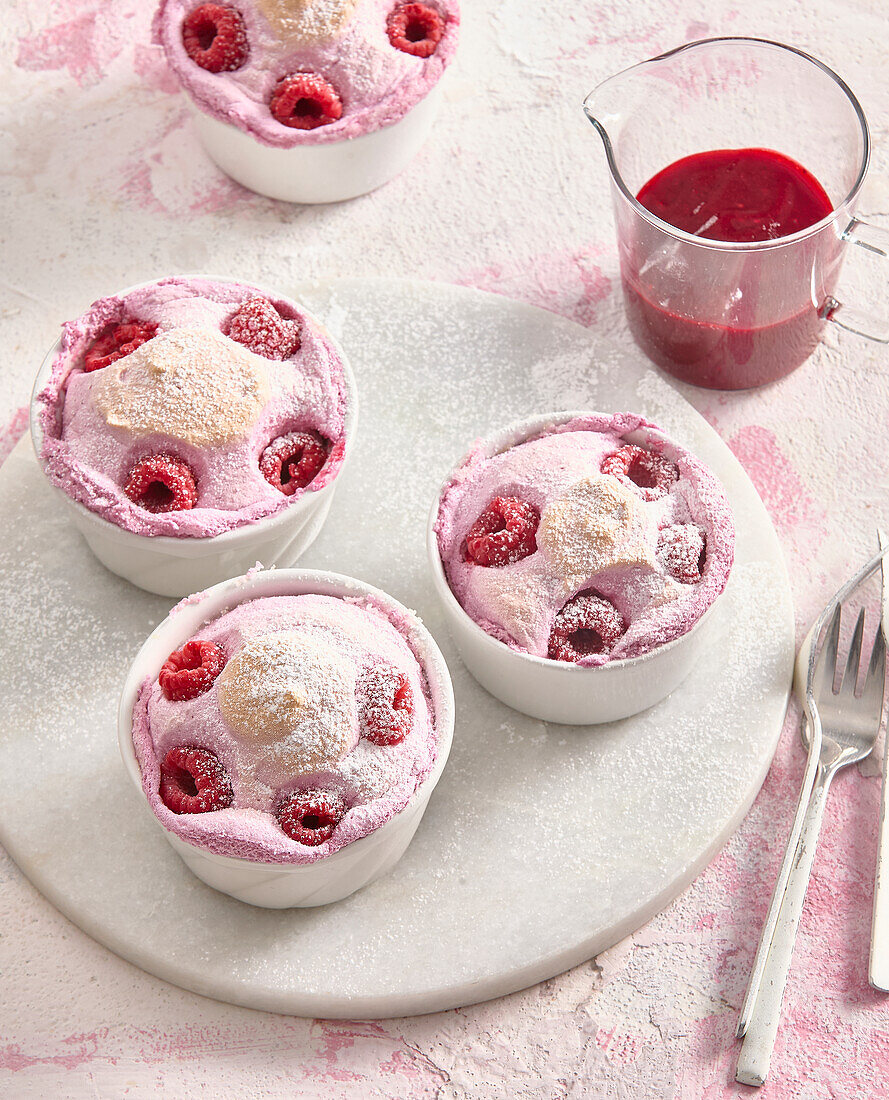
[0,279,793,1019]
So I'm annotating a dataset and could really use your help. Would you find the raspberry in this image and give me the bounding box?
[159,746,234,814]
[359,665,414,746]
[259,430,329,494]
[465,497,540,568]
[278,789,346,845]
[657,524,706,583]
[387,3,445,57]
[182,3,248,72]
[224,297,301,360]
[124,454,198,513]
[83,321,157,372]
[270,73,343,130]
[159,640,226,701]
[547,591,625,663]
[601,445,679,502]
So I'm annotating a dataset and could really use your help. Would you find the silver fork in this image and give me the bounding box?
[737,548,889,1044]
[736,597,887,1086]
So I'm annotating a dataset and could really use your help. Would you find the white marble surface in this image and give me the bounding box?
[0,281,792,1017]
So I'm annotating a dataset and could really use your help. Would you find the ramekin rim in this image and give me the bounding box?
[117,567,456,860]
[162,3,459,151]
[425,408,726,673]
[29,274,359,550]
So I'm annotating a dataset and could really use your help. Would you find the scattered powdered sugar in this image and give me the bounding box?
[537,474,653,593]
[657,523,707,583]
[334,737,404,802]
[217,630,358,777]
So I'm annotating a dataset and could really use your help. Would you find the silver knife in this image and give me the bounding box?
[870,528,889,990]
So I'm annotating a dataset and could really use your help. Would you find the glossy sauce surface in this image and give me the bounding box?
[636,148,832,243]
[624,148,835,389]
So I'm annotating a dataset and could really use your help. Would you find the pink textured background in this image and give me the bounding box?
[2,1,889,1096]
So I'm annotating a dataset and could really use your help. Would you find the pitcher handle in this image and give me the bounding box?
[821,218,889,342]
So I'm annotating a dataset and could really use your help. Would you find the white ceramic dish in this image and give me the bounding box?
[427,411,726,724]
[0,280,793,1017]
[29,277,358,598]
[189,82,443,204]
[118,568,455,908]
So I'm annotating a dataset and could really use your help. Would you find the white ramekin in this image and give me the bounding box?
[188,81,443,204]
[29,279,358,598]
[427,411,726,725]
[118,568,455,908]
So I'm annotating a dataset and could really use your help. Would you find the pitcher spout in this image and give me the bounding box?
[582,72,626,150]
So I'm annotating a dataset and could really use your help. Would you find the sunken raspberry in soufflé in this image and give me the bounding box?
[31,276,356,597]
[118,569,455,907]
[429,412,734,724]
[153,0,460,202]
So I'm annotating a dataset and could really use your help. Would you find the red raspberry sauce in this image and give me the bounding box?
[636,148,831,243]
[624,148,835,389]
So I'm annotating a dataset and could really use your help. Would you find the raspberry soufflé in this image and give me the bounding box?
[154,0,459,147]
[132,591,440,862]
[36,277,349,538]
[435,413,735,665]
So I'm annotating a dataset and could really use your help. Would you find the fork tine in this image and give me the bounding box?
[812,603,842,701]
[862,621,887,714]
[840,607,867,696]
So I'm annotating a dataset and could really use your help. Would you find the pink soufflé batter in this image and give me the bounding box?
[435,413,735,664]
[133,592,441,863]
[37,275,350,538]
[154,0,460,148]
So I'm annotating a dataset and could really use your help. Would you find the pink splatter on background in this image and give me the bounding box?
[16,2,125,87]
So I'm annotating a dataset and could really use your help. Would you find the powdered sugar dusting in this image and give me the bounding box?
[133,592,440,864]
[92,327,270,446]
[256,0,360,42]
[37,276,350,538]
[537,475,653,594]
[435,413,734,661]
[217,631,357,775]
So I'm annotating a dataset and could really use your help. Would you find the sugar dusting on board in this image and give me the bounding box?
[0,283,793,1011]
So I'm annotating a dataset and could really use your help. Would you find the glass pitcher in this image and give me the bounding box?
[584,37,889,390]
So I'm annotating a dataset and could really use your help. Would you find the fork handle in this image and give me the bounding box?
[736,722,822,1038]
[736,762,836,1086]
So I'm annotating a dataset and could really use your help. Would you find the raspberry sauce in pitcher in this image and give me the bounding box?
[623,148,835,389]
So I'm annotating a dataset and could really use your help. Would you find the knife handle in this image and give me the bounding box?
[870,729,889,990]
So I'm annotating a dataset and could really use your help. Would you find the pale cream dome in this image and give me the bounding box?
[91,327,271,447]
[255,0,360,42]
[537,475,654,595]
[217,630,358,775]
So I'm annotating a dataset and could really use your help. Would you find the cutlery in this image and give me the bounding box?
[869,529,889,990]
[736,549,888,1086]
[737,548,887,1040]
